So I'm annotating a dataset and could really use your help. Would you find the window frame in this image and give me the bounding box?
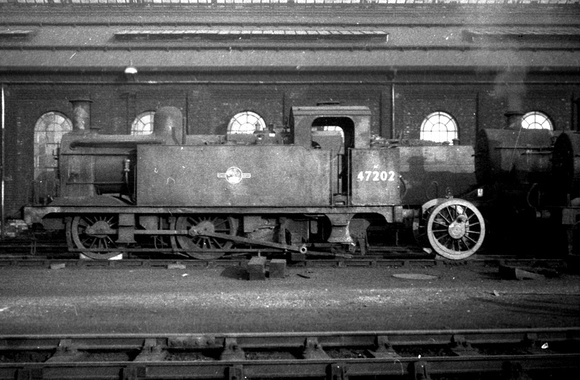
[227,111,266,135]
[521,111,553,130]
[131,110,156,135]
[419,111,459,145]
[33,111,73,179]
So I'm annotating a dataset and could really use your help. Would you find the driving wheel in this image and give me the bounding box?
[426,199,485,260]
[171,215,237,259]
[66,215,123,260]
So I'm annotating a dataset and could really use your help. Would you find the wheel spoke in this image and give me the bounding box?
[465,229,481,237]
[432,220,450,228]
[451,240,458,252]
[462,235,477,247]
[446,206,458,221]
[82,237,94,248]
[466,220,481,228]
[437,209,453,224]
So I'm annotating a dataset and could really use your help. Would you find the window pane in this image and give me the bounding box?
[33,111,73,202]
[228,111,266,134]
[522,111,553,130]
[34,112,72,175]
[420,111,458,144]
[131,111,155,135]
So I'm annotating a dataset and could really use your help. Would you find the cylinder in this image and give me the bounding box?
[69,98,92,132]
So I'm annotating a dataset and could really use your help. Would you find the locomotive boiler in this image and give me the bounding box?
[24,101,486,261]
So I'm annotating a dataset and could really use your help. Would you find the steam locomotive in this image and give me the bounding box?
[474,112,580,257]
[24,100,487,260]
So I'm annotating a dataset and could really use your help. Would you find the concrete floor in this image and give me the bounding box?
[0,263,579,335]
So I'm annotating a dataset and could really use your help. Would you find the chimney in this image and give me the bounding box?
[505,110,524,130]
[69,98,92,132]
[154,106,183,145]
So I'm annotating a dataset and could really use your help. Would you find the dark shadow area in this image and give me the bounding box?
[471,295,580,318]
[220,266,248,280]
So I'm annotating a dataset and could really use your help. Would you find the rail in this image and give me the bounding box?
[0,328,578,380]
[0,255,570,272]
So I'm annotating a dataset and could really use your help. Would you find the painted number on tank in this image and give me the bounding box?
[356,170,396,182]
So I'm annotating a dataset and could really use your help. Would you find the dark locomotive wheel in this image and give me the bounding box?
[426,199,486,260]
[171,215,236,260]
[66,215,123,260]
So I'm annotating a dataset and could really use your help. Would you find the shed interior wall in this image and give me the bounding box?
[2,72,579,219]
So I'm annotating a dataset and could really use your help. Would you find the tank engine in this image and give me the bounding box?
[24,100,486,260]
[474,111,573,256]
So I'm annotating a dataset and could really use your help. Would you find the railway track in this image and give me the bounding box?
[0,235,572,271]
[0,255,569,272]
[0,328,578,379]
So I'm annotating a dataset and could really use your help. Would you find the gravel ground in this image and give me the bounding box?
[0,263,579,335]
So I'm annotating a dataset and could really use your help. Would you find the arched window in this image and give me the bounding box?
[34,111,73,203]
[227,111,266,134]
[522,111,553,130]
[131,111,155,135]
[420,111,458,145]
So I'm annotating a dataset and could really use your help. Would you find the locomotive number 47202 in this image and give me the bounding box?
[356,170,396,182]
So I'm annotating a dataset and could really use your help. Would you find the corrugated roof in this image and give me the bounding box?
[463,27,580,41]
[115,29,389,41]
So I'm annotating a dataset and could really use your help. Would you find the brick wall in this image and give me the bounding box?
[1,76,578,218]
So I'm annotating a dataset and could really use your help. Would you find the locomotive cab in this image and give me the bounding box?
[291,106,383,203]
[291,106,402,210]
